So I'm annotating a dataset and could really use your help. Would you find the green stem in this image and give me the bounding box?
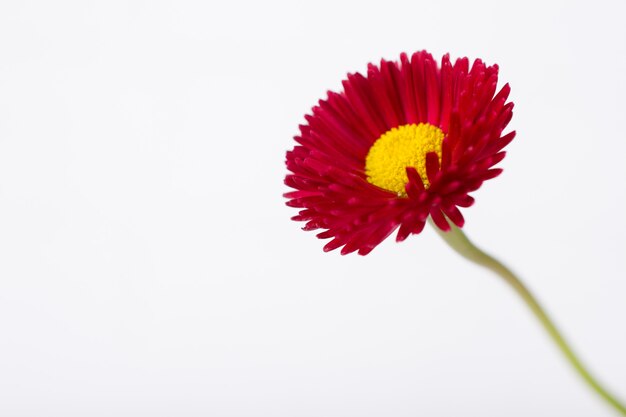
[431,220,626,415]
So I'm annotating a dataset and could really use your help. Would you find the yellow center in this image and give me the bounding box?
[365,123,444,196]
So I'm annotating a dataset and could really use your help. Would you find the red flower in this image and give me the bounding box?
[285,51,515,255]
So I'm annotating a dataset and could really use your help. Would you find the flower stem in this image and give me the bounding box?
[431,220,626,415]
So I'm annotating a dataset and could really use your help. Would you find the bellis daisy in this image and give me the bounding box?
[282,51,626,414]
[285,51,515,255]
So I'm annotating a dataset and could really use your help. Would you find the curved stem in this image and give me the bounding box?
[431,220,626,415]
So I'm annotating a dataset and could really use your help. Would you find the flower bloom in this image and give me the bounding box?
[284,51,515,255]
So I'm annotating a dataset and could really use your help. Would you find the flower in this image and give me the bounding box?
[284,51,515,255]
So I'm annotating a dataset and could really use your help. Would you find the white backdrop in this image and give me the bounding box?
[1,1,625,416]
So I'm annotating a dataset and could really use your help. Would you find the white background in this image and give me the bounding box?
[1,1,625,416]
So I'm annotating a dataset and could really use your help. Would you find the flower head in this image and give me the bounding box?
[285,51,515,255]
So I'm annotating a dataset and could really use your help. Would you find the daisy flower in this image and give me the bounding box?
[285,51,514,255]
[283,51,626,415]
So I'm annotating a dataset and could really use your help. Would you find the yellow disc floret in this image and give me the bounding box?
[365,123,444,196]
